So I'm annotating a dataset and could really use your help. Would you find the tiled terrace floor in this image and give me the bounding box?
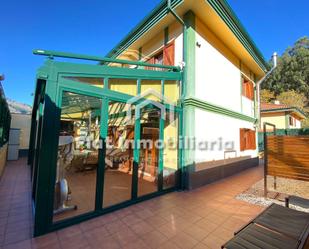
[0,158,265,249]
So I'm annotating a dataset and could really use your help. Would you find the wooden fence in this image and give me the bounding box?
[264,131,309,196]
[266,135,309,182]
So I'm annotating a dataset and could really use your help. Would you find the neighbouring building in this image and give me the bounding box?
[8,99,32,157]
[30,0,269,236]
[261,102,306,129]
[0,82,11,177]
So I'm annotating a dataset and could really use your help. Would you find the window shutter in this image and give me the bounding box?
[163,41,175,66]
[250,130,256,150]
[240,128,246,151]
[249,82,254,100]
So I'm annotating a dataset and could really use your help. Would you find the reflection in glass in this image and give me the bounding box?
[164,80,180,104]
[163,111,178,189]
[62,76,104,88]
[108,78,137,96]
[103,102,134,207]
[138,106,160,197]
[53,92,101,222]
[141,80,162,101]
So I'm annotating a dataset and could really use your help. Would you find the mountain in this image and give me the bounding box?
[7,99,32,114]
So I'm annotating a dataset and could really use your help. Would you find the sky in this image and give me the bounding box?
[0,0,308,105]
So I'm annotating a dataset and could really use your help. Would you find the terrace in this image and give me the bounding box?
[0,158,264,249]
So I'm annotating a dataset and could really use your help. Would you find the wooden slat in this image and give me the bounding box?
[266,135,309,181]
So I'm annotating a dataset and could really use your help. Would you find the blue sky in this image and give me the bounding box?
[1,0,308,105]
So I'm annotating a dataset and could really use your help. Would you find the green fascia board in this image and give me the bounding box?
[206,0,269,72]
[106,0,183,59]
[184,97,257,123]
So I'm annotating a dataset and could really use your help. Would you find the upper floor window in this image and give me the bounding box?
[146,40,175,70]
[242,76,254,100]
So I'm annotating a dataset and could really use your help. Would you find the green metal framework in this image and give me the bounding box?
[30,50,183,236]
[0,82,11,147]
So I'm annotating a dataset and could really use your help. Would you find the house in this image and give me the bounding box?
[261,102,306,129]
[29,0,269,236]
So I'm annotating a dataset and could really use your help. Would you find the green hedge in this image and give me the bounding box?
[258,128,309,152]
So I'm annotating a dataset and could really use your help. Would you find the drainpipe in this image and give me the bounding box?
[167,0,187,190]
[257,52,277,128]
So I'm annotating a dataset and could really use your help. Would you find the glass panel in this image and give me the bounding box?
[108,78,137,96]
[164,80,180,104]
[103,101,134,207]
[163,111,179,189]
[141,80,162,101]
[62,76,104,88]
[138,105,160,197]
[53,92,101,222]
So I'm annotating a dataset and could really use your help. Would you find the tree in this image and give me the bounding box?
[260,89,275,103]
[262,36,309,98]
[277,90,306,110]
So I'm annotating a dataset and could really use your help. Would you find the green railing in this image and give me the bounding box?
[0,83,11,147]
[258,128,309,152]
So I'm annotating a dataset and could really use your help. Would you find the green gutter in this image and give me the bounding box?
[184,97,257,123]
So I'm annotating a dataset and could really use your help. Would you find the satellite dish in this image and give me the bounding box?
[0,74,5,81]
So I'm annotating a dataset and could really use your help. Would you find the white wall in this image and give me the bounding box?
[195,31,241,112]
[10,113,31,150]
[194,108,258,164]
[195,18,255,118]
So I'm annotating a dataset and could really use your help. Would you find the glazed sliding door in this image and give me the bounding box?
[53,91,102,222]
[137,105,161,197]
[102,100,135,207]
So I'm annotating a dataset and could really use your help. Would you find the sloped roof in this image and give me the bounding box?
[105,0,269,72]
[261,103,306,119]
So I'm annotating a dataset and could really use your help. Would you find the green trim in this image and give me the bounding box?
[106,0,183,59]
[285,112,290,129]
[206,0,269,72]
[34,49,180,72]
[183,11,196,170]
[184,97,257,123]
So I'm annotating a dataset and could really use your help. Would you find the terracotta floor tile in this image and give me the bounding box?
[1,239,31,249]
[105,220,127,234]
[170,231,199,249]
[0,159,266,249]
[141,230,168,249]
[31,233,60,249]
[125,238,151,249]
[202,233,226,249]
[130,220,155,236]
[158,241,180,249]
[183,225,211,242]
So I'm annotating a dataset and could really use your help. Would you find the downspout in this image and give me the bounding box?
[257,52,277,128]
[167,0,187,190]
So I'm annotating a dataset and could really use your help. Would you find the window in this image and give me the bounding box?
[242,76,254,100]
[240,128,256,151]
[289,116,294,126]
[145,40,175,70]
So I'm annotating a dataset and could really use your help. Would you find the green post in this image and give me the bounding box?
[182,10,196,190]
